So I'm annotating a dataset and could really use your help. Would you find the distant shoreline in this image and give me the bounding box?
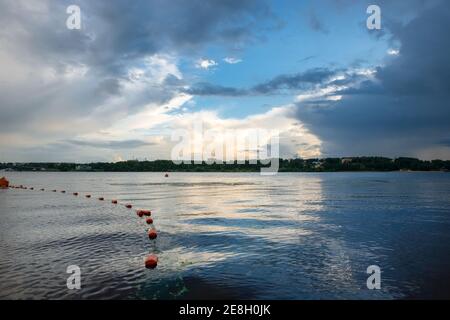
[1,170,448,173]
[1,157,449,173]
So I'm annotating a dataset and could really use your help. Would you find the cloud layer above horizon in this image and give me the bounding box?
[0,0,449,162]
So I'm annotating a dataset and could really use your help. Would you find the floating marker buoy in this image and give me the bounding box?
[52,190,57,192]
[30,187,34,190]
[137,211,144,217]
[73,192,78,196]
[146,218,153,224]
[41,189,45,191]
[125,204,132,209]
[112,200,118,204]
[165,173,169,177]
[144,255,158,269]
[137,210,151,216]
[61,190,65,193]
[86,195,91,198]
[148,229,157,240]
[98,197,104,201]
[0,177,10,189]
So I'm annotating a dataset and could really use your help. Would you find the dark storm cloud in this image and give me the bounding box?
[186,68,347,96]
[252,68,337,93]
[185,82,247,96]
[0,0,274,136]
[0,0,273,77]
[296,0,450,158]
[81,0,274,76]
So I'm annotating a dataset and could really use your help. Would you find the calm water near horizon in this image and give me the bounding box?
[1,172,450,299]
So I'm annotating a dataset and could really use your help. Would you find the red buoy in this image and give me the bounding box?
[0,177,10,189]
[73,192,78,196]
[146,218,153,224]
[125,204,132,209]
[137,211,144,217]
[148,229,157,240]
[86,195,91,198]
[98,197,104,201]
[112,200,118,204]
[144,254,158,269]
[137,210,151,216]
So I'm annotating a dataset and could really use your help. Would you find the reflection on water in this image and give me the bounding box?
[0,172,449,299]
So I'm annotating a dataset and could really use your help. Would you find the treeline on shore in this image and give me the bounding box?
[1,157,450,172]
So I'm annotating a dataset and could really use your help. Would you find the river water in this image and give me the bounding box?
[0,172,449,299]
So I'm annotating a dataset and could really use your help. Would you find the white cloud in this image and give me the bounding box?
[196,59,218,70]
[387,49,400,56]
[223,57,242,64]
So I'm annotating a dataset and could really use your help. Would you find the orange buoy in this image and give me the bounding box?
[73,192,78,196]
[86,195,91,198]
[0,177,9,189]
[125,204,132,209]
[98,197,104,201]
[144,254,158,269]
[112,200,118,204]
[146,218,153,224]
[148,229,157,240]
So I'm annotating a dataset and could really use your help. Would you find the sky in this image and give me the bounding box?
[0,0,449,162]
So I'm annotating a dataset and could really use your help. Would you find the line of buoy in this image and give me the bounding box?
[136,206,158,269]
[7,179,162,269]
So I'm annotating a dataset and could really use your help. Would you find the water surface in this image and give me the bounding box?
[0,172,449,299]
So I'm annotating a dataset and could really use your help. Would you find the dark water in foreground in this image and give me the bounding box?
[0,172,449,300]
